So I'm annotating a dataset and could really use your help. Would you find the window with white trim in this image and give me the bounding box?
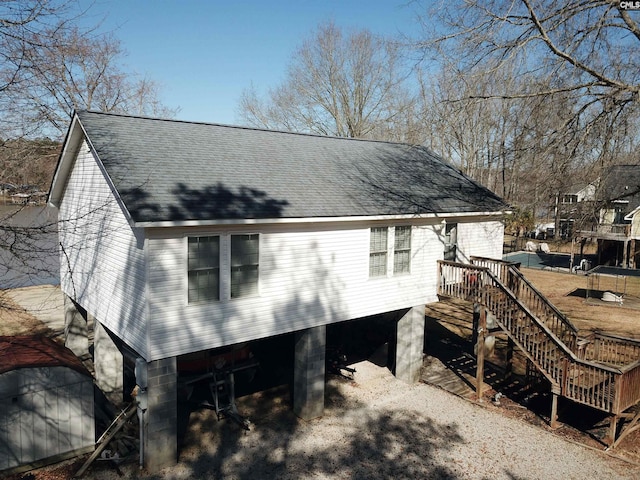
[188,236,220,303]
[369,227,388,277]
[393,226,411,274]
[231,234,259,298]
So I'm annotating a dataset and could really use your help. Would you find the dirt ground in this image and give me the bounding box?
[517,268,640,338]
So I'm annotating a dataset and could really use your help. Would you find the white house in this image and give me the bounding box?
[48,111,508,471]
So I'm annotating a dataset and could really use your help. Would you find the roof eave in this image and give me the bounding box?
[47,111,138,228]
[48,113,83,207]
[624,206,640,221]
[136,210,508,228]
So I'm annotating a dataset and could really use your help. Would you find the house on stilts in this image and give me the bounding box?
[48,111,640,471]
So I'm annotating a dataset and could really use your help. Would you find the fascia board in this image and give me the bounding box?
[624,206,640,221]
[136,210,508,229]
[48,114,82,206]
[47,114,137,228]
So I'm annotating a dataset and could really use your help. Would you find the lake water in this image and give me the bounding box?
[0,204,59,288]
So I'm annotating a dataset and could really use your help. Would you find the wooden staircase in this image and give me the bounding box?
[437,257,640,446]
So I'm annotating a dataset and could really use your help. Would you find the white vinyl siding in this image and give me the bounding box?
[369,227,388,277]
[188,236,220,303]
[58,140,147,357]
[456,220,504,261]
[146,222,444,360]
[393,226,411,274]
[230,234,259,298]
[632,213,640,238]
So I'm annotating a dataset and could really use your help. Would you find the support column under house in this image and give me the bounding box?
[395,305,426,384]
[141,356,178,472]
[293,325,326,420]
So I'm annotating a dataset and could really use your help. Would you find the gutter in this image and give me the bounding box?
[135,210,509,229]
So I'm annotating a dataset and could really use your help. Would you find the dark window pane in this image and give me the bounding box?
[231,235,259,298]
[188,236,220,303]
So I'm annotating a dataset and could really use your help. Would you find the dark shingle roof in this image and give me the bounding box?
[600,165,640,213]
[76,110,507,223]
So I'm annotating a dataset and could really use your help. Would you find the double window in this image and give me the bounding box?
[369,226,411,277]
[188,234,259,303]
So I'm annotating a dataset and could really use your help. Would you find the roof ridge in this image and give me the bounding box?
[78,109,428,148]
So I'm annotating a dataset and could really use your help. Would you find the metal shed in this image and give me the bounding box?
[0,335,94,473]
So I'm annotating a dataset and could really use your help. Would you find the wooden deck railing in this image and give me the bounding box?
[562,359,620,412]
[438,260,575,388]
[469,256,516,283]
[579,332,640,367]
[437,260,640,415]
[616,361,640,413]
[471,257,579,352]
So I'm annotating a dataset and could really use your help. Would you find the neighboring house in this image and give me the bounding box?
[627,206,640,239]
[557,182,597,238]
[0,336,94,473]
[561,182,596,205]
[48,111,508,471]
[575,165,640,268]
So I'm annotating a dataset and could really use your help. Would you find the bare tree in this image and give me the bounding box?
[0,2,176,308]
[414,0,640,233]
[1,1,177,139]
[418,1,639,108]
[0,1,87,137]
[0,138,59,188]
[238,22,415,140]
[9,27,176,138]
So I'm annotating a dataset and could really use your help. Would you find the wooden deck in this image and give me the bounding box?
[437,257,640,446]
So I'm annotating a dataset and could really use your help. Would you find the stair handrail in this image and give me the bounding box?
[483,270,575,360]
[471,256,578,335]
[470,257,579,351]
[438,260,625,412]
[437,261,622,374]
[484,266,623,373]
[506,264,578,335]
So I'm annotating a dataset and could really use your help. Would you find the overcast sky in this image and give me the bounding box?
[85,0,423,125]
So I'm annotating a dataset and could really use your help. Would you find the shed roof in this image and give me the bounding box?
[53,111,508,224]
[0,335,90,376]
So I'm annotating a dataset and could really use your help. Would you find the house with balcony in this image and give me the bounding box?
[575,165,640,269]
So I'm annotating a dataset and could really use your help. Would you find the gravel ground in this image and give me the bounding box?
[68,360,639,480]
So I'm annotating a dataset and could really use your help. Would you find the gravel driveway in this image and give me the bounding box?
[78,361,639,480]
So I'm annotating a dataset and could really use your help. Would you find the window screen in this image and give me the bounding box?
[369,227,388,277]
[231,234,259,298]
[394,226,411,274]
[188,236,220,302]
